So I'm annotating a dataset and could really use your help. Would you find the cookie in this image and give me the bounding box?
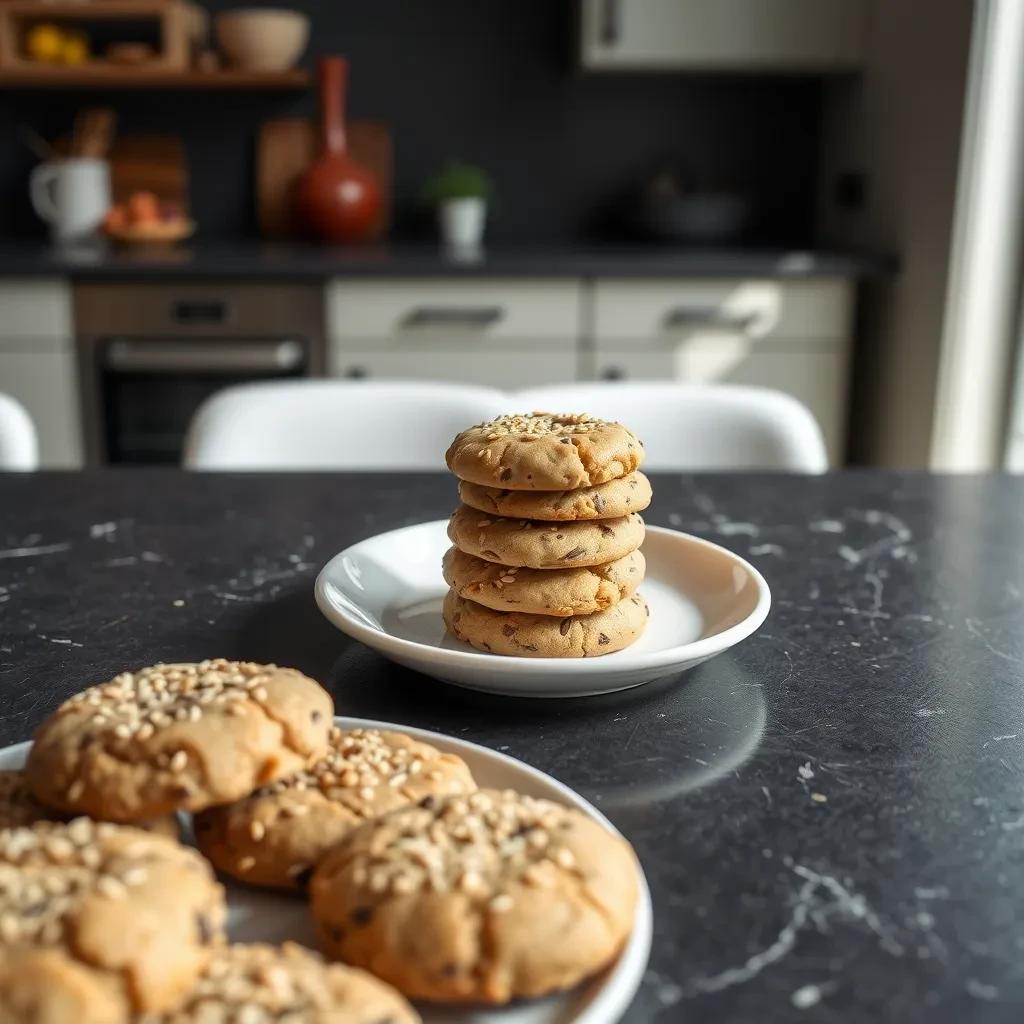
[0,819,226,1020]
[310,789,638,1004]
[443,590,648,657]
[446,412,644,491]
[26,660,333,822]
[194,727,476,890]
[448,504,644,570]
[443,547,645,617]
[139,943,420,1024]
[0,769,180,841]
[0,768,59,830]
[458,471,653,522]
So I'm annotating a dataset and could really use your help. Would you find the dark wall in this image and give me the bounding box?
[0,0,822,243]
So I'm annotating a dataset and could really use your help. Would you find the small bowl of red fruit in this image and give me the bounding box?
[103,191,195,245]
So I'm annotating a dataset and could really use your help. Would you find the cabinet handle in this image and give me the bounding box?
[600,366,626,381]
[663,307,757,332]
[400,306,504,330]
[600,0,620,45]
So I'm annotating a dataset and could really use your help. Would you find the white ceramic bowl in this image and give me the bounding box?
[215,8,310,71]
[315,520,771,698]
[0,717,653,1024]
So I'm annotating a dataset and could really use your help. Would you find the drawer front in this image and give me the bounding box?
[592,277,853,348]
[0,279,72,340]
[593,343,848,461]
[330,350,577,390]
[73,283,324,337]
[327,279,582,349]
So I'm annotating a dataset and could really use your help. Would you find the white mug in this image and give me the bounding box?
[30,158,111,242]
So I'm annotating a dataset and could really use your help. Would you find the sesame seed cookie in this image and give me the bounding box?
[448,504,645,570]
[446,412,644,491]
[310,789,638,1004]
[25,660,333,822]
[443,590,648,657]
[0,769,180,841]
[193,727,476,890]
[458,471,653,522]
[0,819,226,1021]
[443,547,645,617]
[0,768,60,830]
[137,942,420,1024]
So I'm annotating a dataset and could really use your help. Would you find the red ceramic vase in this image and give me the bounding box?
[296,57,381,242]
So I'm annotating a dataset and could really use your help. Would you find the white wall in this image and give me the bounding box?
[817,0,973,466]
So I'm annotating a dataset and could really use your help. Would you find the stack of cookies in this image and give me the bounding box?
[2,657,640,1019]
[442,412,652,657]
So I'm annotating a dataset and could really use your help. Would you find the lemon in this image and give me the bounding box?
[59,32,90,66]
[26,23,65,63]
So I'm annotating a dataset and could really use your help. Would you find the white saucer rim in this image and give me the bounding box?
[314,521,771,675]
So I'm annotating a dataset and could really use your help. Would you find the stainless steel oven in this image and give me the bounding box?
[75,283,325,464]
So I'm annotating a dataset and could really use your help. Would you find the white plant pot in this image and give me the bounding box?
[439,197,487,249]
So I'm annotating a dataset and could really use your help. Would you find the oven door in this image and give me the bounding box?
[100,337,307,464]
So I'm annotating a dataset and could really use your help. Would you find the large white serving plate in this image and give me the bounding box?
[0,716,652,1024]
[315,520,770,697]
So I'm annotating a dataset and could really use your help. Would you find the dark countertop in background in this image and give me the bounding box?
[0,240,893,281]
[1,469,1021,1022]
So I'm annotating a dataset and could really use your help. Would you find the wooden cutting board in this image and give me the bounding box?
[109,135,188,208]
[257,119,391,239]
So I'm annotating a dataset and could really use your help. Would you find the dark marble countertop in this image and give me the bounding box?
[1,470,1021,1022]
[0,240,892,281]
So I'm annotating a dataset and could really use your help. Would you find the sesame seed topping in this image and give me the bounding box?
[49,661,286,763]
[332,789,588,903]
[470,412,611,438]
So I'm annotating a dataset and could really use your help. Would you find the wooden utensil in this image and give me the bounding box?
[257,118,390,239]
[294,56,381,242]
[72,108,116,159]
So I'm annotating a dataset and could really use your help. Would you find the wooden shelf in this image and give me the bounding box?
[0,67,310,89]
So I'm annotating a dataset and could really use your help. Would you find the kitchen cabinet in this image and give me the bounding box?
[579,0,866,72]
[0,279,82,467]
[587,277,853,461]
[326,279,581,385]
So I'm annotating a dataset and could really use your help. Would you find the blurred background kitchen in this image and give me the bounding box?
[1,0,1022,474]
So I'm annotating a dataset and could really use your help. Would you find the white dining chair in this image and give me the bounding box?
[183,380,507,471]
[0,393,39,471]
[510,382,829,472]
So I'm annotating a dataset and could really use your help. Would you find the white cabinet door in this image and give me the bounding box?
[327,279,582,350]
[327,278,582,389]
[592,277,853,346]
[0,279,72,338]
[580,0,865,71]
[0,345,83,468]
[332,351,577,391]
[593,344,848,462]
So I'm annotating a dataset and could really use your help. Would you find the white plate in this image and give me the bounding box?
[0,717,651,1024]
[315,520,770,697]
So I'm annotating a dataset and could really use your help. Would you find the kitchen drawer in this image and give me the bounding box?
[330,350,576,390]
[592,277,853,348]
[327,279,581,349]
[593,342,849,462]
[0,279,72,340]
[74,283,324,337]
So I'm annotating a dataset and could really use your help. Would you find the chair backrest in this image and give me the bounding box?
[510,383,828,472]
[0,393,39,471]
[184,380,507,470]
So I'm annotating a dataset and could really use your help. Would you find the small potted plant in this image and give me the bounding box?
[422,161,493,249]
